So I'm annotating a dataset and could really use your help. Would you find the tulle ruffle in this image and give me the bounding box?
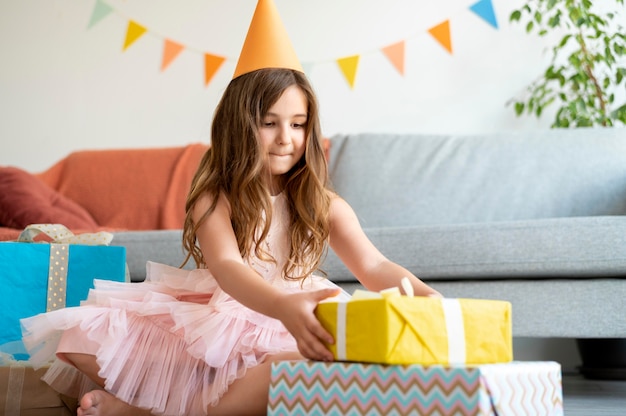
[21,261,346,415]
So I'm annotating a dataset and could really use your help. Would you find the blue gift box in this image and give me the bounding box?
[0,242,127,349]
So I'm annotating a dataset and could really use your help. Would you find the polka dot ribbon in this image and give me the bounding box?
[46,243,68,312]
[17,224,114,312]
[17,224,113,245]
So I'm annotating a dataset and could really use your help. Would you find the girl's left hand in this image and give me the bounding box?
[273,288,340,361]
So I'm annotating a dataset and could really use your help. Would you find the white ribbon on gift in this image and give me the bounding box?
[17,224,114,311]
[441,298,466,364]
[1,351,27,416]
[4,365,24,416]
[336,302,348,361]
[333,296,467,364]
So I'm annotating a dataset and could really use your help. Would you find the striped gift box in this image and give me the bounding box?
[268,361,563,415]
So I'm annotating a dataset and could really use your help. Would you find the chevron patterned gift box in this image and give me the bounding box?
[268,360,563,416]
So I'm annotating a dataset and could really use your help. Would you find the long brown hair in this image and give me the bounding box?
[182,68,331,281]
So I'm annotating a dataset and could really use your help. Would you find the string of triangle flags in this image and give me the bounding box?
[87,0,499,89]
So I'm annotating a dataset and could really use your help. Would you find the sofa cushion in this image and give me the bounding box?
[36,144,208,230]
[428,278,626,337]
[0,166,99,230]
[110,230,194,281]
[328,129,626,226]
[322,216,626,281]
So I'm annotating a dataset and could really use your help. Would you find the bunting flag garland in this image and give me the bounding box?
[470,0,499,29]
[87,0,112,29]
[428,20,453,54]
[86,0,500,89]
[204,53,226,86]
[123,21,147,51]
[337,55,360,89]
[381,41,405,75]
[162,39,185,71]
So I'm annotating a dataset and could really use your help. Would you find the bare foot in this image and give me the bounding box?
[77,390,152,416]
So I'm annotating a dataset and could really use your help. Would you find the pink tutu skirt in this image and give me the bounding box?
[21,261,347,415]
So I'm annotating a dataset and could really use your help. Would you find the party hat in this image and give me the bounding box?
[233,0,303,79]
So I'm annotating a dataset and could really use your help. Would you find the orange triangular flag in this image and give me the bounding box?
[428,20,452,54]
[233,0,303,79]
[381,41,405,75]
[205,53,226,86]
[337,55,360,89]
[123,20,147,51]
[161,39,185,71]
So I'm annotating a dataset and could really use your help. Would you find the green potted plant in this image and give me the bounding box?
[509,0,626,127]
[509,1,626,380]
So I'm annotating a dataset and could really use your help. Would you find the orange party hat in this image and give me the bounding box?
[233,0,303,79]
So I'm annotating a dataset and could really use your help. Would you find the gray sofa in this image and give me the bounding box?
[112,128,626,339]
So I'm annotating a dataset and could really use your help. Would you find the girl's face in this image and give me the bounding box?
[259,84,308,192]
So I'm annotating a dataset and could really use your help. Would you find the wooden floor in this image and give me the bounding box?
[563,373,626,415]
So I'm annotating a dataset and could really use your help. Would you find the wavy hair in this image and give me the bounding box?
[182,68,331,282]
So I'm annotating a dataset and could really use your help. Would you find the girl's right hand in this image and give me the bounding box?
[274,288,340,362]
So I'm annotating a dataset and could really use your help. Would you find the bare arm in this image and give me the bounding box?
[328,195,441,297]
[192,193,339,361]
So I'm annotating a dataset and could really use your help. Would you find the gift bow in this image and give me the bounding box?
[17,224,114,312]
[17,223,113,245]
[335,284,467,364]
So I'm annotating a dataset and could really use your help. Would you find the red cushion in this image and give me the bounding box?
[0,166,99,230]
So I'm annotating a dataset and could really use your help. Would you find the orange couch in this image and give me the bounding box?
[0,144,208,240]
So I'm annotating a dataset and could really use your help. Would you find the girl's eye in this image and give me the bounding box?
[263,121,275,127]
[292,123,306,128]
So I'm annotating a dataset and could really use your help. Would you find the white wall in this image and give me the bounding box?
[2,0,617,368]
[1,0,562,172]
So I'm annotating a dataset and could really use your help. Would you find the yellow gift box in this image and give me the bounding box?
[316,292,512,365]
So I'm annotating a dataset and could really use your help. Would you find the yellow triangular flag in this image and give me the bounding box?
[337,55,360,89]
[123,20,147,51]
[161,39,185,71]
[428,20,452,54]
[205,53,226,86]
[381,41,405,75]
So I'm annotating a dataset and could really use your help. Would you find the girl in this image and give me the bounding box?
[22,68,440,415]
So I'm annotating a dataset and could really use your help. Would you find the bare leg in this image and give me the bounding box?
[64,351,304,416]
[64,353,152,416]
[62,353,106,388]
[207,351,303,415]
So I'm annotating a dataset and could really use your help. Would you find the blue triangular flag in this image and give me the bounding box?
[87,0,114,29]
[470,0,498,29]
